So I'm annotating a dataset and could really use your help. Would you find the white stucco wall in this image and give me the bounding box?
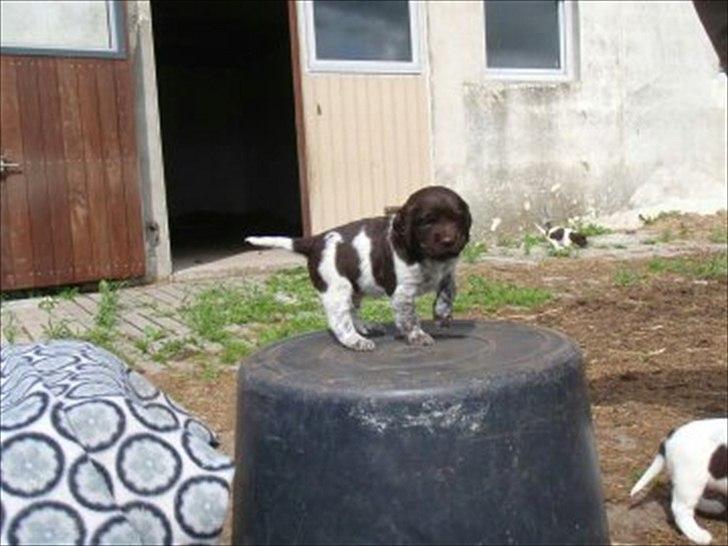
[427,1,727,235]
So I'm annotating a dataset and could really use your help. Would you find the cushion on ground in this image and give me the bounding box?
[0,340,234,545]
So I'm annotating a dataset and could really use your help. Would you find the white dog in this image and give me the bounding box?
[630,418,727,544]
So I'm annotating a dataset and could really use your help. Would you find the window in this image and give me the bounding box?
[303,0,421,73]
[0,0,125,58]
[484,0,576,80]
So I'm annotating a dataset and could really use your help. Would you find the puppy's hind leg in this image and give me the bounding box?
[321,286,376,351]
[672,480,713,545]
[351,292,385,337]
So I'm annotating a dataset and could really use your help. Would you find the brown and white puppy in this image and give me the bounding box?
[246,186,472,351]
[630,418,727,545]
[534,222,588,249]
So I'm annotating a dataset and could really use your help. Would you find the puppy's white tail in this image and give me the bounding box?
[245,236,294,251]
[630,452,665,496]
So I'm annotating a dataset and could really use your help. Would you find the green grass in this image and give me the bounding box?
[709,227,728,244]
[180,268,553,362]
[614,268,643,287]
[548,247,573,258]
[638,210,681,226]
[569,221,612,237]
[454,275,552,312]
[647,254,727,280]
[496,234,519,249]
[522,233,544,256]
[461,241,488,263]
[1,312,20,343]
[21,268,554,374]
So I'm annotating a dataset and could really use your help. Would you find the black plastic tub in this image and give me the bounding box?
[233,320,609,545]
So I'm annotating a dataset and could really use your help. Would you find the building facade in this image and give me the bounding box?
[1,0,725,290]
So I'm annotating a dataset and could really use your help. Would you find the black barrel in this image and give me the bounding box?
[233,320,609,545]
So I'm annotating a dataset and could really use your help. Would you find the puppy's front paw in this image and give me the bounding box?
[686,529,712,545]
[406,329,434,347]
[435,314,452,328]
[347,337,376,352]
[355,320,386,337]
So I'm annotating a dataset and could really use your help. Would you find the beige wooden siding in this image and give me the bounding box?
[300,73,432,233]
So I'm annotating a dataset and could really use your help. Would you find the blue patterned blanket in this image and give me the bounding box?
[0,341,234,545]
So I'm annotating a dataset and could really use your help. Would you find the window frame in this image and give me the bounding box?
[484,0,577,82]
[0,0,126,59]
[302,0,422,74]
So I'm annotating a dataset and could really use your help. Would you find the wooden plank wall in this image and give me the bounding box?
[0,55,145,291]
[302,74,433,234]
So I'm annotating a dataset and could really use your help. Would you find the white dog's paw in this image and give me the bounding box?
[686,529,712,545]
[346,336,376,352]
[406,329,434,347]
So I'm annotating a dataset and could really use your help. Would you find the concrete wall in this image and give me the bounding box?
[127,1,172,280]
[428,1,727,236]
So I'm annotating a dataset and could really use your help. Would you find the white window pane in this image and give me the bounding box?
[1,1,113,51]
[313,0,412,62]
[485,0,561,70]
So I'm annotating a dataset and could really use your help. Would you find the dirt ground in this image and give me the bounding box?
[149,215,727,545]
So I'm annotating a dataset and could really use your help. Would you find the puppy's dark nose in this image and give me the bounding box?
[440,235,455,247]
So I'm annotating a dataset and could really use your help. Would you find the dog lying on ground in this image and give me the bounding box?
[534,222,588,249]
[246,186,471,351]
[630,418,727,544]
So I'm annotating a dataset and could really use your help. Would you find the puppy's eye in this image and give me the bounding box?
[420,216,436,226]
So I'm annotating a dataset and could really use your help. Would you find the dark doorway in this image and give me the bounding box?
[151,0,303,269]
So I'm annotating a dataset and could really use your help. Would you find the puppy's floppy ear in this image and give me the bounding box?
[392,203,417,261]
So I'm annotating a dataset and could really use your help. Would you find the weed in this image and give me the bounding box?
[58,287,79,301]
[151,337,198,363]
[658,229,674,243]
[219,338,253,364]
[639,210,681,225]
[570,221,612,237]
[614,269,642,287]
[548,247,573,258]
[38,297,76,339]
[496,235,518,249]
[611,244,628,250]
[2,312,20,343]
[709,227,727,244]
[133,326,167,354]
[462,241,488,263]
[641,239,657,246]
[647,254,727,280]
[522,233,544,256]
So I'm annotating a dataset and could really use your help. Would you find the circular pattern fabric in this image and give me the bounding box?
[1,341,234,546]
[66,382,123,400]
[183,433,234,472]
[184,418,216,446]
[117,434,182,495]
[0,392,48,432]
[1,433,64,498]
[7,501,85,545]
[174,476,230,539]
[126,401,179,432]
[126,372,159,401]
[90,516,142,546]
[68,457,116,511]
[62,400,126,452]
[122,502,172,545]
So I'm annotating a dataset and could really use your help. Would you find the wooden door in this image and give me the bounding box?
[0,54,145,291]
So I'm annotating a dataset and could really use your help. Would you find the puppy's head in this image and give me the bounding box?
[393,186,471,262]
